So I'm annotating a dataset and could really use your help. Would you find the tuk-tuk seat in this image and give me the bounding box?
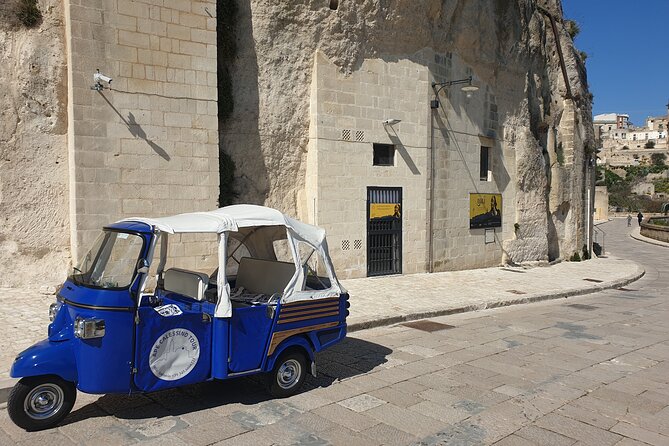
[236,257,298,296]
[163,267,209,301]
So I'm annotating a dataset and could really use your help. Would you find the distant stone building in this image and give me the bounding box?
[596,104,669,167]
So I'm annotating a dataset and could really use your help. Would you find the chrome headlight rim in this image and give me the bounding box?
[48,302,62,322]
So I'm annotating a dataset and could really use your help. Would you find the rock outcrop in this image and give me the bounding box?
[0,0,70,286]
[222,0,593,265]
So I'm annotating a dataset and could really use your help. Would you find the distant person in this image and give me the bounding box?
[627,214,632,227]
[637,212,643,226]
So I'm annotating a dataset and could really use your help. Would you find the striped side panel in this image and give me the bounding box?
[278,298,341,325]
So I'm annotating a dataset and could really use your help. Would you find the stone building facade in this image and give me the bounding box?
[2,0,593,286]
[223,0,594,280]
[1,0,219,286]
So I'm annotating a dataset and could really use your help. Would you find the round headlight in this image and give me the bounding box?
[48,302,62,322]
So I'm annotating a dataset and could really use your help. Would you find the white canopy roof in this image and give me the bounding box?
[119,204,326,247]
[117,205,341,318]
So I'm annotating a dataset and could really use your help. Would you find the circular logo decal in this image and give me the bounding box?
[149,329,200,381]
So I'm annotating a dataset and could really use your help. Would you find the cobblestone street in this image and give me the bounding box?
[1,218,667,445]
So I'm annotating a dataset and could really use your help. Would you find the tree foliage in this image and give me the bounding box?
[651,153,667,167]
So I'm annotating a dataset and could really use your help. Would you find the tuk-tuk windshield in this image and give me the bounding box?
[72,231,144,289]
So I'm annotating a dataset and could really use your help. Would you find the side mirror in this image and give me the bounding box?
[136,258,150,274]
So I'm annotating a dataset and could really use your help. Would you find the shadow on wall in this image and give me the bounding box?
[99,92,171,161]
[385,126,421,175]
[218,0,267,205]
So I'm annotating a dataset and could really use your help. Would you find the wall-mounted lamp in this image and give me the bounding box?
[383,118,402,126]
[430,76,479,109]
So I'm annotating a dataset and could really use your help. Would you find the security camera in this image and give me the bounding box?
[383,118,402,126]
[94,69,112,85]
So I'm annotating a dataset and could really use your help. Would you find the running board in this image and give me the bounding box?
[226,368,262,377]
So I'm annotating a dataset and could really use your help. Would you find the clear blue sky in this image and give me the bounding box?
[562,0,668,126]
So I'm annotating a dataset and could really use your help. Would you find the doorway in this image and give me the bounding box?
[367,187,402,276]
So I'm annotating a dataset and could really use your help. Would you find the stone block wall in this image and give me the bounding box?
[427,51,511,272]
[65,0,219,269]
[307,50,511,279]
[307,52,430,279]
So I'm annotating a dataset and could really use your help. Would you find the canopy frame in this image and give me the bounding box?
[118,204,344,318]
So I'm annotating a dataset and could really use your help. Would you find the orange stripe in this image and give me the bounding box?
[278,310,341,324]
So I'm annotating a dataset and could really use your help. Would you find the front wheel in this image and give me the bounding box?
[8,375,77,431]
[267,351,307,398]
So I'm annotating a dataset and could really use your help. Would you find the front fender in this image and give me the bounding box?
[10,339,77,383]
[265,336,315,373]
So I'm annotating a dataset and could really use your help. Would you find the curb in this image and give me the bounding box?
[0,264,646,406]
[347,264,645,332]
[0,378,16,407]
[630,229,669,248]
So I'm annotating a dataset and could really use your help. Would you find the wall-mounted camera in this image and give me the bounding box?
[91,69,112,91]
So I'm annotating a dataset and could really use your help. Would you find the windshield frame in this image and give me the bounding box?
[70,229,148,291]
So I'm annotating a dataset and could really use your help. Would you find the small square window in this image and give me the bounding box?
[373,143,395,166]
[480,146,492,181]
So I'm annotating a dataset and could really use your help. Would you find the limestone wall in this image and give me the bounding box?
[641,219,669,244]
[65,0,220,268]
[307,53,430,278]
[0,1,70,287]
[225,0,594,274]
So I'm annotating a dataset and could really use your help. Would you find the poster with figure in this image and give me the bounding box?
[470,193,502,229]
[370,203,401,220]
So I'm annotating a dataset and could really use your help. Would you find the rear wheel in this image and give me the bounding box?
[8,375,76,431]
[267,351,307,398]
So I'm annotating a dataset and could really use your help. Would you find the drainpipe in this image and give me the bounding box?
[536,5,573,100]
[428,96,435,273]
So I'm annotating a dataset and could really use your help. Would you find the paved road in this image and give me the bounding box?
[1,218,667,445]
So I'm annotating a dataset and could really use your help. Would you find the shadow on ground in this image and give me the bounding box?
[59,337,392,426]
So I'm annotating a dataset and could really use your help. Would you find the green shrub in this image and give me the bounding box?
[570,252,581,262]
[0,0,42,29]
[565,20,580,39]
[581,245,590,260]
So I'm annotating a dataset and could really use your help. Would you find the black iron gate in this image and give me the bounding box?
[367,187,402,276]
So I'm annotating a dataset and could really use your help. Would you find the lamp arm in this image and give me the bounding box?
[431,76,473,96]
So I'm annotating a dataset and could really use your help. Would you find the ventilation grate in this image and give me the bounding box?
[341,129,351,141]
[342,240,350,251]
[355,130,365,142]
[567,304,599,311]
[353,239,362,250]
[583,278,603,283]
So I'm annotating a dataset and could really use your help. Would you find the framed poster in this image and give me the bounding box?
[369,203,401,220]
[469,193,502,229]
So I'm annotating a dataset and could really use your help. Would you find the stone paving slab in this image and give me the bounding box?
[0,219,666,444]
[341,254,644,331]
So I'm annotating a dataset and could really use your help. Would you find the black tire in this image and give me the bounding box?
[267,351,308,398]
[7,375,77,431]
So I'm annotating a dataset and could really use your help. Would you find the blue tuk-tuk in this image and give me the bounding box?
[8,205,348,431]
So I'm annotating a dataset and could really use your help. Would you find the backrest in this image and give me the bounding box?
[236,257,297,295]
[163,268,209,301]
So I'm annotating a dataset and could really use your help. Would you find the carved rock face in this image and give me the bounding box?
[223,0,592,265]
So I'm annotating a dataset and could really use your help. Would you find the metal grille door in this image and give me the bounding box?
[367,187,402,276]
